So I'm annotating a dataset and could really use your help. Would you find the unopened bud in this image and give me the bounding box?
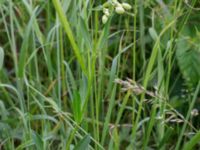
[103,8,110,16]
[122,3,132,10]
[115,6,125,14]
[103,2,111,8]
[112,0,121,7]
[102,15,108,24]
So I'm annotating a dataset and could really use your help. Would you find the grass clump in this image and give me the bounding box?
[0,0,200,149]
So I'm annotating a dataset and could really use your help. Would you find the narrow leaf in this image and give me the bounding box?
[0,47,4,70]
[183,131,200,150]
[74,135,91,150]
[52,0,86,75]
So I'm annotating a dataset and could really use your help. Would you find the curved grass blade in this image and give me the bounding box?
[52,0,87,75]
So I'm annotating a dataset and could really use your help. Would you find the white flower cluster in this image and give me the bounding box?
[102,0,132,24]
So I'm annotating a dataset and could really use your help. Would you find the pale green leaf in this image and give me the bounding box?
[0,47,4,70]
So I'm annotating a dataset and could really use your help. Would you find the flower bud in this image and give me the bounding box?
[112,0,118,3]
[115,6,125,14]
[113,1,122,8]
[103,8,110,16]
[122,2,132,10]
[102,15,108,24]
[103,2,111,8]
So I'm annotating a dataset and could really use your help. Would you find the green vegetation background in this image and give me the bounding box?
[0,0,200,149]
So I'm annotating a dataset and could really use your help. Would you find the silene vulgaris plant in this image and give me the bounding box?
[101,0,133,24]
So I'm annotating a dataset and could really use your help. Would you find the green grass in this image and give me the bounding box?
[0,0,200,149]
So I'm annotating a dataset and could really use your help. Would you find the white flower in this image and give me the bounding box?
[102,15,108,24]
[115,6,125,14]
[122,2,132,10]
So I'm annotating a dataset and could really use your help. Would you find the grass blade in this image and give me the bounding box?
[0,47,4,70]
[52,0,86,75]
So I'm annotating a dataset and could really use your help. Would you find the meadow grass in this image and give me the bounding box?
[0,0,200,149]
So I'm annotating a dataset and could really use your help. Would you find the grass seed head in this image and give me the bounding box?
[191,108,199,117]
